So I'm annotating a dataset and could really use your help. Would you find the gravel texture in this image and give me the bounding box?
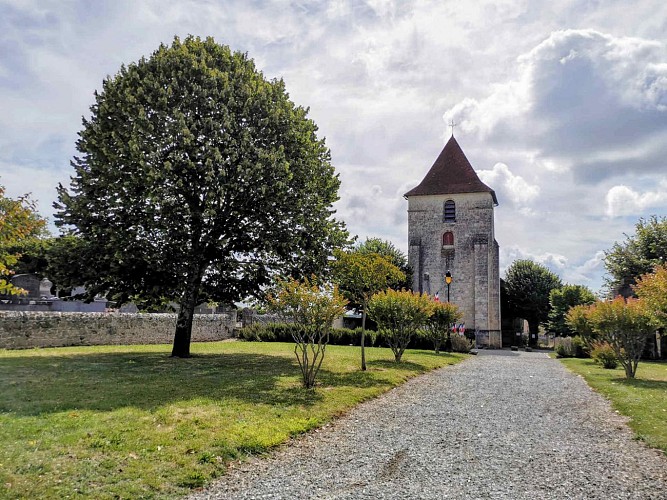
[191,350,667,499]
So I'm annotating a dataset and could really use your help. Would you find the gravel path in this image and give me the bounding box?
[191,350,667,499]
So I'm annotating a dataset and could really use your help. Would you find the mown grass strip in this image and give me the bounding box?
[559,357,667,454]
[0,341,466,498]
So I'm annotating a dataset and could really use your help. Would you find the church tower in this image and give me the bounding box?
[405,136,501,347]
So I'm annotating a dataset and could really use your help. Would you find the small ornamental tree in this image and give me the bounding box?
[587,297,655,379]
[634,264,667,328]
[565,303,596,340]
[423,301,462,354]
[0,184,47,295]
[367,289,435,362]
[355,237,412,289]
[267,277,347,388]
[331,250,405,370]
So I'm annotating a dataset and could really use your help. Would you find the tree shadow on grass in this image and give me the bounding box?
[0,349,412,416]
[0,351,327,416]
[316,367,397,389]
[613,377,667,391]
[366,359,428,371]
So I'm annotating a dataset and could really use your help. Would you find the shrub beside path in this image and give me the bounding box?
[191,351,667,499]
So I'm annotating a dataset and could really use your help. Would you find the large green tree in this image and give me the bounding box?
[55,36,347,357]
[604,216,667,297]
[547,284,597,336]
[504,259,562,347]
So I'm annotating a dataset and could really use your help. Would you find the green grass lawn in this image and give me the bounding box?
[559,357,667,454]
[0,341,466,499]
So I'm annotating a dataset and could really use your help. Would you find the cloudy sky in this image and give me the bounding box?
[2,0,666,293]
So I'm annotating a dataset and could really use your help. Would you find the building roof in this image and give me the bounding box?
[404,136,498,204]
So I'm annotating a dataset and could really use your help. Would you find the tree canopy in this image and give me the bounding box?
[547,284,597,336]
[0,183,47,295]
[55,36,348,357]
[634,264,667,329]
[503,259,562,346]
[577,297,655,379]
[331,249,405,314]
[367,289,434,362]
[355,237,412,289]
[604,216,667,297]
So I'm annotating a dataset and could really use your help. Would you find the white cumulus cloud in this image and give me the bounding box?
[605,183,667,217]
[478,163,540,206]
[444,29,667,182]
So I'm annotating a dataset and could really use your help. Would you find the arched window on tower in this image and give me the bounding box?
[443,231,454,246]
[444,200,456,222]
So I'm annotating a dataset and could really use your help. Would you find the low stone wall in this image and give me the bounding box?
[0,311,237,350]
[240,309,290,327]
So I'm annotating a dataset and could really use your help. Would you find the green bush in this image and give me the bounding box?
[239,323,439,350]
[238,323,291,341]
[554,335,590,358]
[554,337,574,357]
[572,335,590,358]
[450,334,473,353]
[591,341,618,369]
[555,342,567,358]
[330,327,363,345]
[241,320,459,351]
[239,323,367,346]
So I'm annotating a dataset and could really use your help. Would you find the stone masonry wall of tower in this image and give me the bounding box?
[405,138,501,347]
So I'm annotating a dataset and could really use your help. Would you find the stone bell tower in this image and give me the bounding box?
[404,135,501,347]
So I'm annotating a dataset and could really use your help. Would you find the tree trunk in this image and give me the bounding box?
[624,363,635,379]
[360,308,367,371]
[171,267,204,358]
[624,355,639,379]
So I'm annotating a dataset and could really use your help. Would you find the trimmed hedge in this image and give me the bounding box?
[238,323,436,349]
[239,323,367,345]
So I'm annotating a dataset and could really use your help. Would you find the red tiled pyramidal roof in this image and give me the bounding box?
[404,136,498,204]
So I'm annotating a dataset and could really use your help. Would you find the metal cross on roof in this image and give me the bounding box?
[448,119,457,137]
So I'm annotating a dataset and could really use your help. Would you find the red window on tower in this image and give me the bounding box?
[443,231,454,246]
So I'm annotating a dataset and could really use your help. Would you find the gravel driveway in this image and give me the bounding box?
[191,350,667,499]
